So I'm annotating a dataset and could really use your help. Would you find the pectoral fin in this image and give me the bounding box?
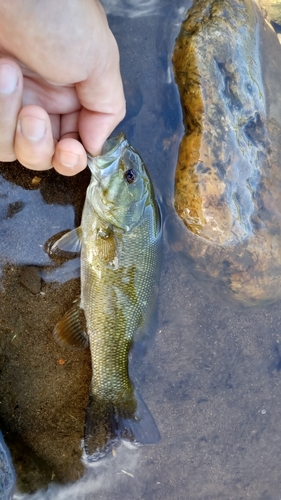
[54,302,88,350]
[51,227,82,254]
[95,226,118,266]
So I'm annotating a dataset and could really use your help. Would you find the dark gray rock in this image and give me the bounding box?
[0,431,15,500]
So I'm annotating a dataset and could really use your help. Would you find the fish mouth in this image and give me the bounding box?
[101,133,127,156]
[87,133,129,177]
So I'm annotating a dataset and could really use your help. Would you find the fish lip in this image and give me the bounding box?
[86,133,129,176]
[89,169,100,183]
[100,132,127,158]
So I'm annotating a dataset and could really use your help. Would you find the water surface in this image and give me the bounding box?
[1,1,281,499]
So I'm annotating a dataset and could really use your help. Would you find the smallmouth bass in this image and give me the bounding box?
[51,134,162,461]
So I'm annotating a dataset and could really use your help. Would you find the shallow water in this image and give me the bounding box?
[2,0,281,499]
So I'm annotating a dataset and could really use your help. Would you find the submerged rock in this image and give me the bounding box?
[19,266,41,294]
[0,431,15,500]
[172,0,281,304]
[259,0,281,24]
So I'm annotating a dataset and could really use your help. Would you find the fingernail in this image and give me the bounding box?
[0,64,19,94]
[17,116,46,141]
[57,150,79,168]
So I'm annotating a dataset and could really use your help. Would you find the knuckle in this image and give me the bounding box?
[0,137,16,161]
[0,152,16,162]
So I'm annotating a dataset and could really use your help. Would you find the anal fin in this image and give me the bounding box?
[54,302,88,350]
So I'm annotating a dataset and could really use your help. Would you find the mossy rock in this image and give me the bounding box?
[172,0,281,305]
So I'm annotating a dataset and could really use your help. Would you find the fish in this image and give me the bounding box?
[51,133,162,461]
[0,431,16,500]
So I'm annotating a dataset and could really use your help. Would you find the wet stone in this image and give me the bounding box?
[0,431,15,500]
[173,0,267,246]
[172,0,281,305]
[19,266,41,294]
[259,0,281,24]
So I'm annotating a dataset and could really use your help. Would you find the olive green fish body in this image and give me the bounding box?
[81,200,160,406]
[53,134,161,460]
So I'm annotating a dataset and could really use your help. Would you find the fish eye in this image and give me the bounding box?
[124,168,137,184]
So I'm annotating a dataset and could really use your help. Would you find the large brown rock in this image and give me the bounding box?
[259,0,281,24]
[172,0,281,304]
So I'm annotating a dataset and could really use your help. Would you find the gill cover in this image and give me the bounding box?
[86,134,152,231]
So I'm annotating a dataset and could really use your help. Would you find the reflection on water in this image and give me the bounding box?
[1,0,281,499]
[103,0,161,17]
[103,0,186,18]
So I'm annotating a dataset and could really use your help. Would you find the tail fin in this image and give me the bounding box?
[84,390,160,462]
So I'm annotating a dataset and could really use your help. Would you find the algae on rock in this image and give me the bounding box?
[259,0,281,24]
[172,0,281,304]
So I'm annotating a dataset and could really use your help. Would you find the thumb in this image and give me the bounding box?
[76,34,126,156]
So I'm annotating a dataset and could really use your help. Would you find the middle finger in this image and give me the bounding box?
[15,105,56,170]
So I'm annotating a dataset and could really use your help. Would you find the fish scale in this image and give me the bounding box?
[52,134,161,461]
[82,208,159,401]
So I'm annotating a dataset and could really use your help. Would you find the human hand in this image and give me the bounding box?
[0,0,125,175]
